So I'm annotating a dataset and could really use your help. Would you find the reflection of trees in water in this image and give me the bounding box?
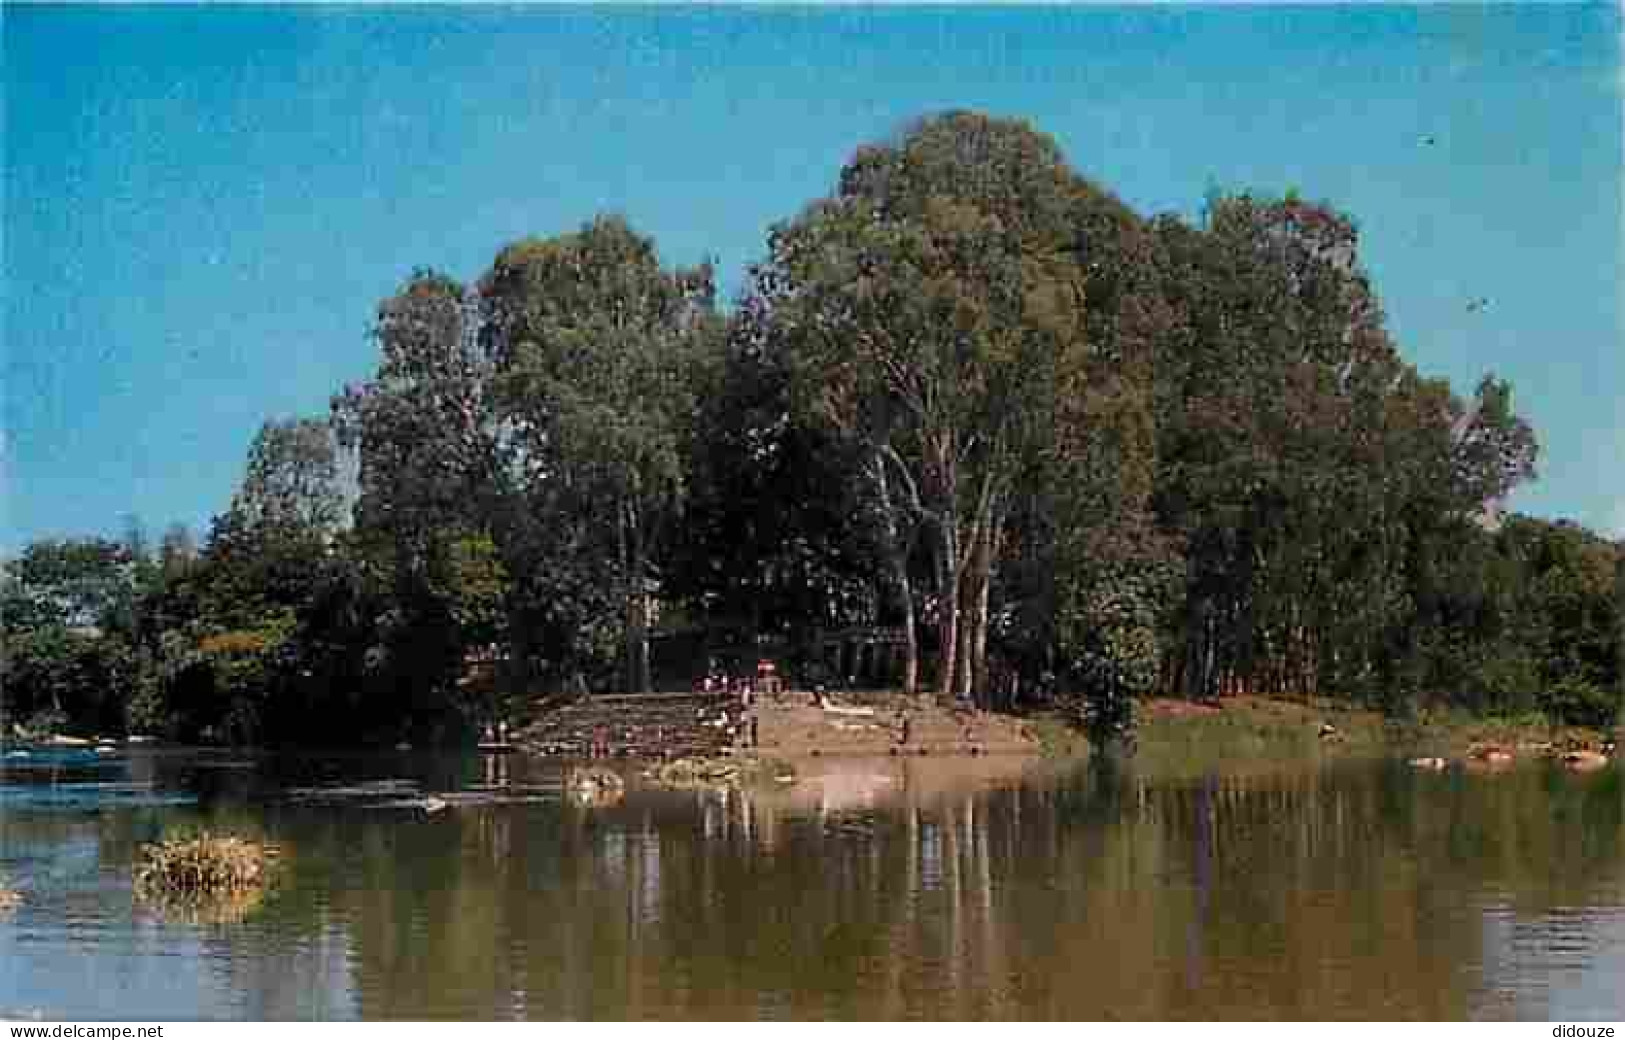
[144,759,1625,1019]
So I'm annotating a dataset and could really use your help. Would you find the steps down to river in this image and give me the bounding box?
[516,690,1040,759]
[516,692,744,758]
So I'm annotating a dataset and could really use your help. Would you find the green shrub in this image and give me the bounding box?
[1541,675,1617,728]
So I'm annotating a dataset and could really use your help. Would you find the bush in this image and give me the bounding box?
[1470,652,1541,716]
[1542,675,1618,729]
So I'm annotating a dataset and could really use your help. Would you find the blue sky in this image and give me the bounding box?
[4,3,1622,553]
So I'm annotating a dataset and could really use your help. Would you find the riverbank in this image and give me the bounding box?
[751,692,1039,757]
[514,688,1043,761]
[523,688,1617,779]
[700,690,1617,791]
[1129,694,1619,780]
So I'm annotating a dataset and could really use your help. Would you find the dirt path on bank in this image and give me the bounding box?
[751,691,1041,758]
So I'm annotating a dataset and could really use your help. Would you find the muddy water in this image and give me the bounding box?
[2,746,1622,1020]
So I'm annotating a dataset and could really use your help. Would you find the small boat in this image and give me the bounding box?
[1408,756,1448,771]
[3,746,104,767]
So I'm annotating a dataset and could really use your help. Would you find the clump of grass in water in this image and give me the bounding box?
[134,832,278,922]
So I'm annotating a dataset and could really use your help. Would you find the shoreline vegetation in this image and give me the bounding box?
[1131,695,1620,775]
[4,110,1622,758]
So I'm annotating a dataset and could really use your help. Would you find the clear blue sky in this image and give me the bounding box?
[5,3,1622,554]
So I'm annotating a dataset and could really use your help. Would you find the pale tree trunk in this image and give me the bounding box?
[965,529,995,704]
[898,570,919,696]
[955,532,980,702]
[955,476,1003,704]
[932,433,961,703]
[956,586,976,702]
[872,453,919,696]
[936,519,960,702]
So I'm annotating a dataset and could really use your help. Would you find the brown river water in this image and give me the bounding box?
[1,745,1622,1020]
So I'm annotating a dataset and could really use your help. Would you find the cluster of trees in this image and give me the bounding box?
[5,111,1621,745]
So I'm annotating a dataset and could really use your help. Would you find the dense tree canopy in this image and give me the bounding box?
[4,110,1619,747]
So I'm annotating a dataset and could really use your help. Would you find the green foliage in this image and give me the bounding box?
[1054,526,1184,745]
[228,418,345,539]
[482,215,720,693]
[6,108,1617,748]
[1543,675,1616,730]
[3,537,138,633]
[1,538,146,735]
[666,313,880,640]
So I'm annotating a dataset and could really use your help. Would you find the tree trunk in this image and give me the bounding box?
[957,587,976,702]
[965,525,997,704]
[956,552,987,703]
[872,455,919,696]
[627,588,651,694]
[899,569,919,696]
[936,521,960,703]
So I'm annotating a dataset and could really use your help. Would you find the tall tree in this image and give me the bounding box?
[760,112,1113,700]
[482,215,720,693]
[1145,192,1541,711]
[334,271,514,717]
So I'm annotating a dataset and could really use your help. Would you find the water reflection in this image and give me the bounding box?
[2,749,1623,1019]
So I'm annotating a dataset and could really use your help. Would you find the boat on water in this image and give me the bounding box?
[1,745,117,768]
